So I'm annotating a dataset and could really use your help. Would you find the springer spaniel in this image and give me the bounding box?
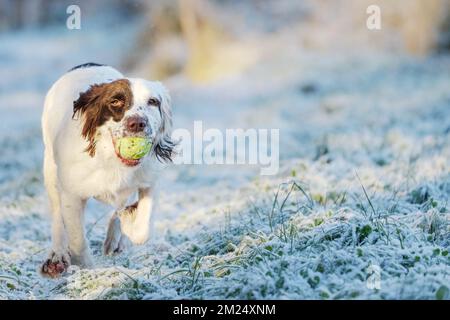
[40,63,174,278]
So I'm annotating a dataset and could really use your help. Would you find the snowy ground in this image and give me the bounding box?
[0,23,449,299]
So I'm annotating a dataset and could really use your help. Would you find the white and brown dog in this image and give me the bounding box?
[41,63,174,278]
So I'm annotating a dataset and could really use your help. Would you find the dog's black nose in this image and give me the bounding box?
[126,116,147,133]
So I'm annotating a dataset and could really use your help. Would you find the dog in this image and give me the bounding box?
[40,63,174,278]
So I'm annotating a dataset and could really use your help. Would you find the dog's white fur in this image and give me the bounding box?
[41,65,172,275]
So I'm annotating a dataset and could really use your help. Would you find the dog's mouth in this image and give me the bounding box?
[116,152,141,167]
[110,133,145,167]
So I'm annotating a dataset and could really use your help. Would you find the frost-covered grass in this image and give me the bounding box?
[24,164,449,300]
[0,15,450,300]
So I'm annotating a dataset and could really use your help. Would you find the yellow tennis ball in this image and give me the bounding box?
[117,137,152,160]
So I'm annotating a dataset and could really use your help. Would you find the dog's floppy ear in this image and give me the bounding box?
[73,83,106,156]
[153,83,176,163]
[72,79,132,157]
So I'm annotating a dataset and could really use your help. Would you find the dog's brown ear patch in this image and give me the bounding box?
[73,79,133,157]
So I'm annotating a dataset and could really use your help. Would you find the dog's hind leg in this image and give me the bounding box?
[104,187,155,255]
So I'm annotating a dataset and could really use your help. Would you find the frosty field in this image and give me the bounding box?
[0,24,449,299]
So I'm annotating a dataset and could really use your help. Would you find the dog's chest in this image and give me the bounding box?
[93,188,134,208]
[63,162,142,205]
[90,168,140,205]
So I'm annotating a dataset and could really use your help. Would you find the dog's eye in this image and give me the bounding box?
[147,97,161,108]
[110,99,123,108]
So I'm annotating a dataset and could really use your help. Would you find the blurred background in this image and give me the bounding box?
[1,0,450,80]
[1,0,449,155]
[1,0,450,184]
[0,0,450,299]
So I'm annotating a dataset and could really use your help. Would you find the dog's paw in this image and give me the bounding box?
[103,216,131,255]
[104,215,121,255]
[40,250,71,279]
[104,235,131,256]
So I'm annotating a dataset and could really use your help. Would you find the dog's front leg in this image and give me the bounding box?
[104,187,154,255]
[41,192,91,277]
[41,205,71,278]
[41,153,71,278]
[60,192,93,267]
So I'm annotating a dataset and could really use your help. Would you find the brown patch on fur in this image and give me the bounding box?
[72,79,133,156]
[126,202,138,211]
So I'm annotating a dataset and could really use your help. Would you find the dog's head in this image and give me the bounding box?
[73,78,174,166]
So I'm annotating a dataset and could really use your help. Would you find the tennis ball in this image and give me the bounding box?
[117,137,152,160]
